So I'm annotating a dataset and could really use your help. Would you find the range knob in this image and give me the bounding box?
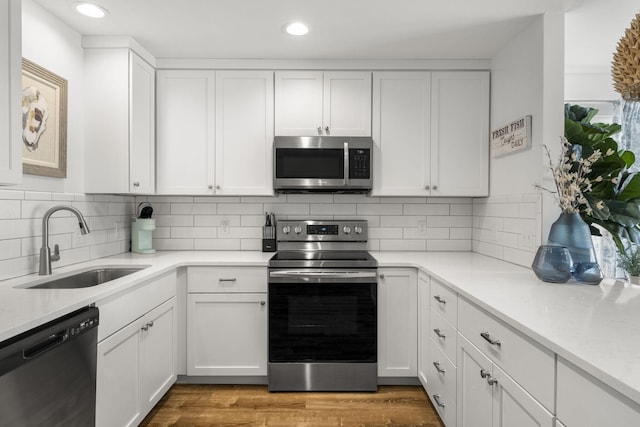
[282,225,291,234]
[294,226,302,234]
[343,226,352,234]
[354,226,363,234]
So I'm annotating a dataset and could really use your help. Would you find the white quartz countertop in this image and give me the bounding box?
[1,250,639,406]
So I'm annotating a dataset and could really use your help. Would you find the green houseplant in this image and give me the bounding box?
[564,103,640,254]
[618,245,640,284]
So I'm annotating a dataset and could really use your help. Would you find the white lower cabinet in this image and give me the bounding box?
[457,334,554,427]
[186,293,267,376]
[417,273,430,387]
[377,268,418,377]
[96,297,177,427]
[186,266,268,376]
[557,357,640,426]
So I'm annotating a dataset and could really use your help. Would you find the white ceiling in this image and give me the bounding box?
[33,0,589,60]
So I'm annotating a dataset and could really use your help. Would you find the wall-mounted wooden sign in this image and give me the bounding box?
[491,115,531,158]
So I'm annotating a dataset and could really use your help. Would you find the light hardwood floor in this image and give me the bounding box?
[140,384,445,427]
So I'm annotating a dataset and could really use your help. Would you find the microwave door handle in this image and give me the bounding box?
[343,141,349,187]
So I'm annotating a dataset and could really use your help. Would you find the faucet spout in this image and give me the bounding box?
[39,206,91,275]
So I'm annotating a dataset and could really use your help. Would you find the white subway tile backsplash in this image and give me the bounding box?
[310,203,356,216]
[403,204,450,216]
[241,239,262,251]
[194,215,241,227]
[25,191,52,201]
[0,189,24,200]
[171,227,217,239]
[473,193,542,268]
[0,200,20,220]
[218,203,263,215]
[0,239,21,260]
[427,215,472,228]
[357,204,402,216]
[154,215,194,227]
[380,215,425,227]
[369,227,403,239]
[171,203,217,215]
[154,238,195,250]
[450,204,473,216]
[264,203,310,216]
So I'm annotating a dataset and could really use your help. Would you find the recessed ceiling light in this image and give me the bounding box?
[74,2,108,19]
[285,22,309,36]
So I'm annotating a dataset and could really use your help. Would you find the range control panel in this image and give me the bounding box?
[277,220,368,242]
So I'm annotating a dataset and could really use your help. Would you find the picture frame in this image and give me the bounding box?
[21,58,67,178]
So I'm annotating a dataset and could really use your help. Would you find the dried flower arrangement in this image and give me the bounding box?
[612,13,640,101]
[538,137,610,214]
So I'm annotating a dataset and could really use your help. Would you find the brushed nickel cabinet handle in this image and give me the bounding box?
[433,361,446,374]
[433,328,446,339]
[481,331,502,347]
[317,126,322,135]
[433,394,446,408]
[434,295,446,304]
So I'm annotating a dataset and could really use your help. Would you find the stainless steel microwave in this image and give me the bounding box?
[273,136,373,193]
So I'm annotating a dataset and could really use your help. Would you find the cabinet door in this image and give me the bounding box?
[457,334,493,427]
[96,320,142,427]
[275,71,323,136]
[417,273,430,388]
[323,71,372,136]
[377,268,418,377]
[0,0,20,185]
[372,72,431,196]
[139,298,177,414]
[156,70,216,194]
[215,71,274,195]
[84,48,130,193]
[492,364,554,427]
[129,52,155,194]
[187,293,267,376]
[430,71,489,196]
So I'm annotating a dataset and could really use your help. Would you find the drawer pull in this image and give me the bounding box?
[480,369,490,378]
[260,301,266,306]
[219,278,237,283]
[480,331,502,347]
[480,368,498,385]
[434,295,446,304]
[486,375,498,386]
[433,394,446,408]
[141,321,153,331]
[433,328,446,339]
[433,361,446,374]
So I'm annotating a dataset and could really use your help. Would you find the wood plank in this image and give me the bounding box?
[141,385,444,426]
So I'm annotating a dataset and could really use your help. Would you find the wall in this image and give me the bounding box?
[140,194,473,252]
[0,1,134,281]
[474,13,564,267]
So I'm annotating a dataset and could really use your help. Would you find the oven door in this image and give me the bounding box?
[268,269,377,363]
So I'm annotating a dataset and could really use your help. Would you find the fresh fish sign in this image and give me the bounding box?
[491,116,531,157]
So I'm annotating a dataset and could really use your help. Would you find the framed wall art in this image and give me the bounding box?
[21,58,67,178]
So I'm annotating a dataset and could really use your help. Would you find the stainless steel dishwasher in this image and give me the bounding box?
[0,306,99,426]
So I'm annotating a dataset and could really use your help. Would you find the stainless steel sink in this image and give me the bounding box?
[23,266,150,289]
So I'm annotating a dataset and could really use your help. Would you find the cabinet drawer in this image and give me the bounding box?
[187,267,267,293]
[97,270,176,342]
[458,297,554,411]
[430,308,457,364]
[557,357,640,426]
[427,386,456,427]
[427,341,456,403]
[430,278,457,327]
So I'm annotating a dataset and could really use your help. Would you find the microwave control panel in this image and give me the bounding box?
[349,149,371,179]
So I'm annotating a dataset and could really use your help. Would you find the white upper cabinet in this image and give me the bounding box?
[156,70,216,195]
[215,71,274,196]
[0,0,21,185]
[372,71,431,196]
[431,71,489,197]
[275,71,372,136]
[156,70,274,195]
[372,71,489,197]
[84,49,155,194]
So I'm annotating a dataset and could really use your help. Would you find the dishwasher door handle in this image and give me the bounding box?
[23,330,68,360]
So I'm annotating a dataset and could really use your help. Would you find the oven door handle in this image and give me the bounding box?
[269,270,378,280]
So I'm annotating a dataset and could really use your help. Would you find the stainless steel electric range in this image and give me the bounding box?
[267,220,378,392]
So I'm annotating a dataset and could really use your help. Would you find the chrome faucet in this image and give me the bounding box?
[39,206,90,275]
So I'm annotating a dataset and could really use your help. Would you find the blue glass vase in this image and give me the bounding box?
[547,212,597,265]
[531,245,573,283]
